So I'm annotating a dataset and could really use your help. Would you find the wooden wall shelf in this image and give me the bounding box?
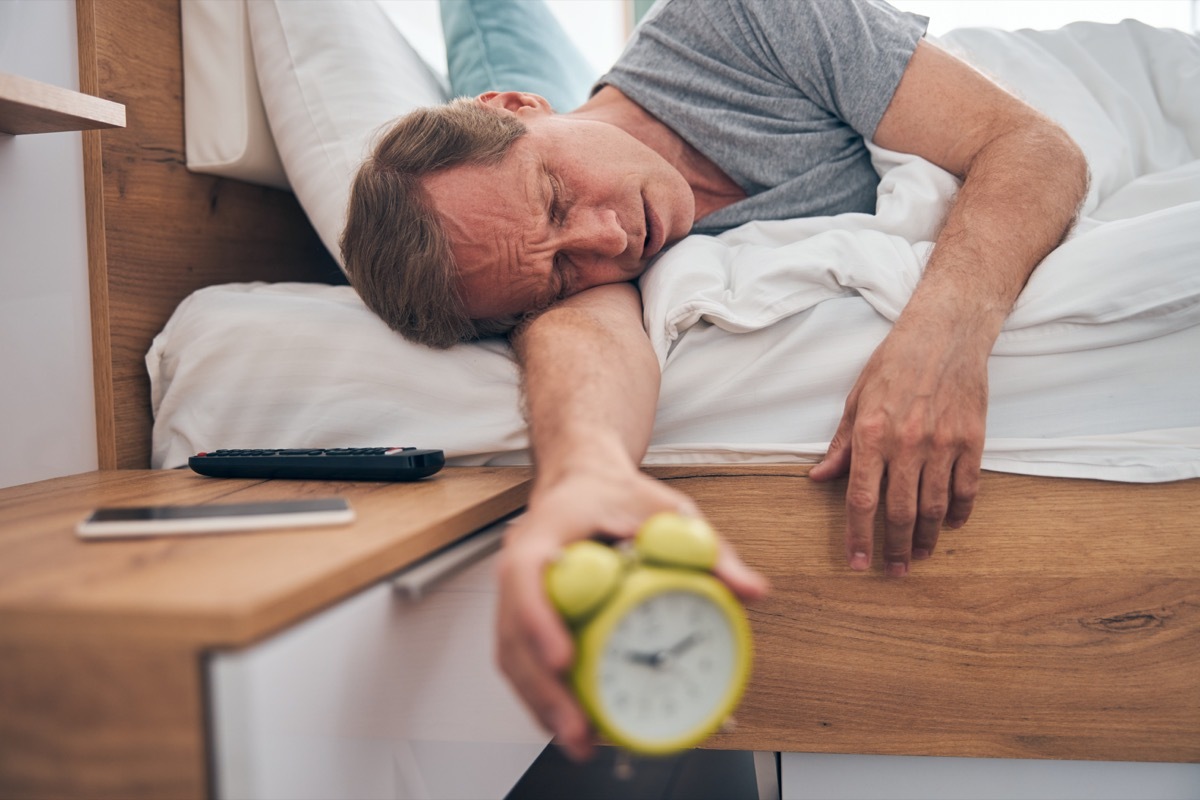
[0,71,124,135]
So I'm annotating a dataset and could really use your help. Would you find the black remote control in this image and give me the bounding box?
[188,447,445,481]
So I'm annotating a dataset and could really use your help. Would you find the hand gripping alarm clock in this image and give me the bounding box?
[545,512,752,755]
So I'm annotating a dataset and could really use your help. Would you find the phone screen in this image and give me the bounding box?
[87,498,349,521]
[77,498,353,539]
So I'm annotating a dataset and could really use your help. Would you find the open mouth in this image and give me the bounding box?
[642,197,664,261]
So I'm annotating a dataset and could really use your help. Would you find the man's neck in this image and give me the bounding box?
[574,87,745,219]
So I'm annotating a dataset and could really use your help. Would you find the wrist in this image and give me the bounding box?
[897,281,1007,355]
[532,431,642,494]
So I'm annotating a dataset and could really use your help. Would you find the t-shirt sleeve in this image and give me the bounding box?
[740,0,927,138]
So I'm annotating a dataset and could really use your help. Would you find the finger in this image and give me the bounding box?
[496,545,595,761]
[882,460,919,577]
[844,440,884,572]
[496,616,594,761]
[593,479,701,542]
[946,449,982,529]
[500,536,574,672]
[713,538,770,601]
[810,414,854,482]
[912,458,952,561]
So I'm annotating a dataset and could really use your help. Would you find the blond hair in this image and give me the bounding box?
[341,98,527,348]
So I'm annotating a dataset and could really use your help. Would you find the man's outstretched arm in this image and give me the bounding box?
[809,39,1089,575]
[499,282,767,760]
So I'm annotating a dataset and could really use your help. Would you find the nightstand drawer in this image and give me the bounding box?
[209,520,550,800]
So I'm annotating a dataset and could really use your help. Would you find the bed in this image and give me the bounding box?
[79,0,1200,780]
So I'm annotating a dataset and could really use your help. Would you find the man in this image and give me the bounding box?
[342,0,1088,760]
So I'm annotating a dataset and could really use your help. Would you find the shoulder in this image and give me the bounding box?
[632,0,927,66]
[735,0,927,39]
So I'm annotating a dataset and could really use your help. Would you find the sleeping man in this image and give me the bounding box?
[340,0,1088,759]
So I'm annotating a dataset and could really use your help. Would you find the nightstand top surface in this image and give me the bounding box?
[0,468,531,647]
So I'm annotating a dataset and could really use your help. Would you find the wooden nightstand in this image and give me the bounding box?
[0,467,541,800]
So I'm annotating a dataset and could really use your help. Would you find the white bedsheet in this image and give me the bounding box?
[149,21,1200,482]
[638,20,1200,480]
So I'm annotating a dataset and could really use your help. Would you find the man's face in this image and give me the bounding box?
[425,107,696,320]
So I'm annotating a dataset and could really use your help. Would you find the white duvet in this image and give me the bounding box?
[150,20,1200,482]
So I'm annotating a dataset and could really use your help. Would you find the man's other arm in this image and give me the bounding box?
[500,282,767,760]
[810,39,1089,575]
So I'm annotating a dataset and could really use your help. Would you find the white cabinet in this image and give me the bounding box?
[209,522,551,800]
[781,753,1200,800]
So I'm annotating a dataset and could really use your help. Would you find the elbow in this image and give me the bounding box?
[1061,131,1089,208]
[1040,119,1090,212]
[999,115,1090,235]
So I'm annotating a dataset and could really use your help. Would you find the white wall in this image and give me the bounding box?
[890,0,1198,36]
[0,0,97,489]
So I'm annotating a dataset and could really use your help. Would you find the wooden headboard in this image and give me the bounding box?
[77,0,342,469]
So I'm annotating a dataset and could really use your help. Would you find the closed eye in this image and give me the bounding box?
[548,173,566,225]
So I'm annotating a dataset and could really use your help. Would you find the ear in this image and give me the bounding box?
[476,91,555,116]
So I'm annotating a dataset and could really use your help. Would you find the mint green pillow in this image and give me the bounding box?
[441,0,597,113]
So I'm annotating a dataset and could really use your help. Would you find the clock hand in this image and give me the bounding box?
[622,633,706,673]
[666,632,704,658]
[624,649,665,668]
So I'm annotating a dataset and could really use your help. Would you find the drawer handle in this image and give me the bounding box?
[391,518,512,600]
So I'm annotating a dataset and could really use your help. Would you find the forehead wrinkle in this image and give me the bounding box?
[430,142,564,316]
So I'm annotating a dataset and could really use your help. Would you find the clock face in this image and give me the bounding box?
[596,589,737,743]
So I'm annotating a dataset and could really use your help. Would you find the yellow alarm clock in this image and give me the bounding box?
[545,512,753,756]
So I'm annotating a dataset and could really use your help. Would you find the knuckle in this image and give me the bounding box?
[855,417,888,447]
[953,482,979,504]
[846,527,872,546]
[897,421,927,450]
[846,489,878,516]
[919,501,948,522]
[885,507,916,528]
[964,418,987,441]
[911,533,940,555]
[930,430,958,453]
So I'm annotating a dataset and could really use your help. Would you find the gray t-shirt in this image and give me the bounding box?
[598,0,928,234]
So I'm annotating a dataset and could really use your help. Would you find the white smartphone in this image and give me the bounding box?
[76,497,354,539]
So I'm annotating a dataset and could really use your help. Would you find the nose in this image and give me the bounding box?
[562,207,627,260]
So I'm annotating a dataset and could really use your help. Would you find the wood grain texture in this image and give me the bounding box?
[0,467,532,648]
[77,0,342,469]
[0,71,125,134]
[0,641,205,800]
[641,467,1200,762]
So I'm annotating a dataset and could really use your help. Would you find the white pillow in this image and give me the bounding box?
[247,0,450,267]
[148,283,527,470]
[181,0,290,189]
